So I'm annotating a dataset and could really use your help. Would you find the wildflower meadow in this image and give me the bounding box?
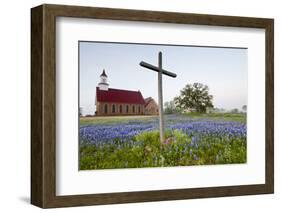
[79,113,247,170]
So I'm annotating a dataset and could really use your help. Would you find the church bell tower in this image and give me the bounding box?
[98,69,109,91]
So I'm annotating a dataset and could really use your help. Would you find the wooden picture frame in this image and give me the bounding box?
[31,4,274,208]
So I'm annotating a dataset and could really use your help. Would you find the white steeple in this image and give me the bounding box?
[98,69,109,91]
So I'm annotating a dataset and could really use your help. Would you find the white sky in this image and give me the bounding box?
[79,41,247,115]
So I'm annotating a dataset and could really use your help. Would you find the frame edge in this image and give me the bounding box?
[265,19,274,194]
[31,5,44,208]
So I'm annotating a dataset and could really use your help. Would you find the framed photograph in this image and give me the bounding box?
[31,4,274,208]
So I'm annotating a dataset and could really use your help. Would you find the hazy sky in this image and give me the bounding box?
[79,41,247,115]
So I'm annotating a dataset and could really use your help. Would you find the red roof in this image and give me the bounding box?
[96,87,145,104]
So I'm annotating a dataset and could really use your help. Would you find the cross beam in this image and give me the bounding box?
[140,52,177,143]
[140,61,177,78]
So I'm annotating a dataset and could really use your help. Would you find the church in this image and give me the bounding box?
[95,70,159,116]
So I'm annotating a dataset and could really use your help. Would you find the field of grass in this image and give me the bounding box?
[183,112,246,123]
[79,113,247,170]
[80,115,159,126]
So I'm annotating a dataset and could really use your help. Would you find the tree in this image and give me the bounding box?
[230,108,239,113]
[242,105,247,112]
[164,100,181,114]
[174,83,214,113]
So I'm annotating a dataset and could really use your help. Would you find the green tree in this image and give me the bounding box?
[174,83,214,113]
[231,108,239,113]
[164,100,181,114]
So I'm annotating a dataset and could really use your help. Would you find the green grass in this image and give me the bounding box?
[80,115,158,126]
[80,113,246,126]
[182,112,246,123]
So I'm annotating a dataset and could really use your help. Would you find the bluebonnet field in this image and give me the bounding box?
[79,114,246,170]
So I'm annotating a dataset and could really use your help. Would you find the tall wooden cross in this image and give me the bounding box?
[140,52,177,143]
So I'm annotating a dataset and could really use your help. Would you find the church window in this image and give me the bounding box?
[126,105,129,113]
[112,104,116,113]
[104,104,108,114]
[120,105,122,113]
[138,105,141,113]
[132,105,135,113]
